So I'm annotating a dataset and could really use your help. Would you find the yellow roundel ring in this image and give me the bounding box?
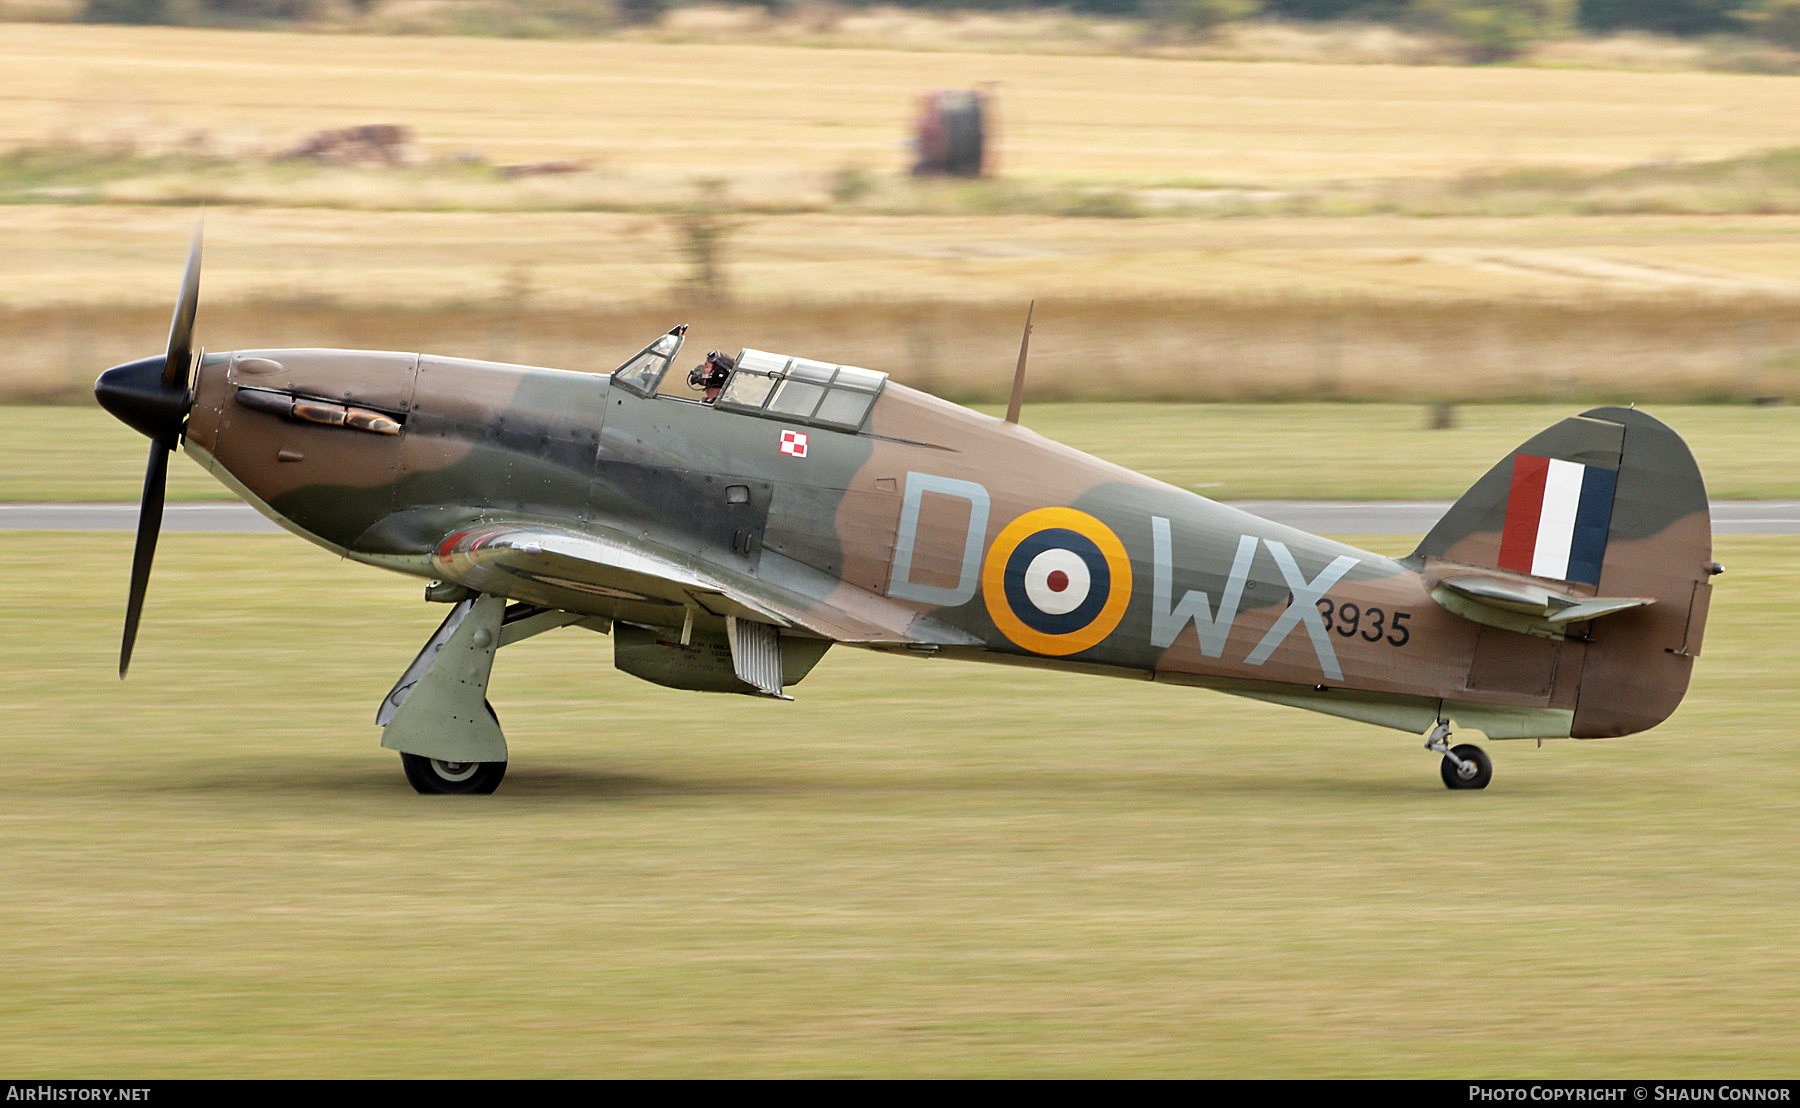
[981,506,1133,657]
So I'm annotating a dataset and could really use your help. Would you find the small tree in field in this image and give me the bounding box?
[669,179,741,308]
[1413,0,1572,62]
[1737,0,1800,48]
[1153,0,1264,35]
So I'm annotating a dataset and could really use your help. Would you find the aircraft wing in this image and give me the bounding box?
[427,521,936,646]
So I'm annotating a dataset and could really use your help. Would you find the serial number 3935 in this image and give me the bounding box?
[1317,600,1412,646]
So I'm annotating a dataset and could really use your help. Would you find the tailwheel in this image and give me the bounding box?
[1439,743,1492,790]
[401,752,506,795]
[1425,721,1492,791]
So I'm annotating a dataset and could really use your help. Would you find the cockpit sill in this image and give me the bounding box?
[610,326,890,437]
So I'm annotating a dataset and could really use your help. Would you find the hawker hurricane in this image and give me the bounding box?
[94,233,1716,794]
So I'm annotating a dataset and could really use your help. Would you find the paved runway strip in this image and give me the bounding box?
[5,500,1797,534]
[1,502,286,533]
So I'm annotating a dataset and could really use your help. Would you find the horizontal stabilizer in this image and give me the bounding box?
[1545,597,1654,624]
[1432,575,1652,639]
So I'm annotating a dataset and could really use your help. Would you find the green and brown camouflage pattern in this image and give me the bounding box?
[179,335,1713,744]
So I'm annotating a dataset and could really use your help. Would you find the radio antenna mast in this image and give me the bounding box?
[1005,300,1034,425]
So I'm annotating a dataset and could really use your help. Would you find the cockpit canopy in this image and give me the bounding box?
[714,349,887,432]
[609,327,888,434]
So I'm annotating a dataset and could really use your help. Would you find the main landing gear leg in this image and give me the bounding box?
[379,593,509,795]
[1426,720,1492,791]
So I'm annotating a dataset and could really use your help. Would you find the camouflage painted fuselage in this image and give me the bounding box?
[180,345,1711,742]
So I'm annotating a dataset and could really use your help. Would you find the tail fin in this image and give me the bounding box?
[1411,407,1712,738]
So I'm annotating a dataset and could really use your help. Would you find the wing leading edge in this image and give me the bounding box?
[426,521,963,649]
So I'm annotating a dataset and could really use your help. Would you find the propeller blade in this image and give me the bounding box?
[163,221,202,389]
[110,227,201,676]
[120,441,170,678]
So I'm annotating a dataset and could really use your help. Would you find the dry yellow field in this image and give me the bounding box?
[7,22,1800,185]
[3,25,1799,402]
[3,205,1800,405]
[7,205,1800,311]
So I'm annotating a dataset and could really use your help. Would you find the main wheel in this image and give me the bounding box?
[1439,743,1492,790]
[401,752,506,794]
[399,700,507,795]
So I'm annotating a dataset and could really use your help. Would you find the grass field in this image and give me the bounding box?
[11,401,1800,502]
[1,530,1793,1076]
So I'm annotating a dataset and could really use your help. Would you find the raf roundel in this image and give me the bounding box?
[981,506,1133,656]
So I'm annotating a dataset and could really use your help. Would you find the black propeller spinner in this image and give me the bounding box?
[93,225,202,677]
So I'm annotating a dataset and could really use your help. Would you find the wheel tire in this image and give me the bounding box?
[401,752,506,795]
[1440,743,1492,790]
[399,700,507,795]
